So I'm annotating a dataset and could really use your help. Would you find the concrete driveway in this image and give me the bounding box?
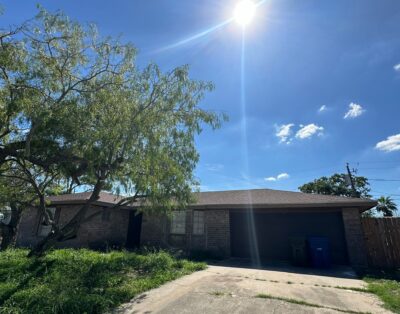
[115,262,391,314]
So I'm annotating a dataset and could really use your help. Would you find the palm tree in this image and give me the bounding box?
[376,196,398,217]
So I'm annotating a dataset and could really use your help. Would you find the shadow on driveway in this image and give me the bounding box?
[207,257,359,279]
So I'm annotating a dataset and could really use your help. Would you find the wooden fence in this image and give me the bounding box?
[362,218,400,269]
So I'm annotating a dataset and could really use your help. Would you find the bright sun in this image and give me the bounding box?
[234,0,256,26]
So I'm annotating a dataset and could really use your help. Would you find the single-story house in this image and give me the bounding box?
[16,189,376,269]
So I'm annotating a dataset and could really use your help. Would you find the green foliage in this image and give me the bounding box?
[299,173,371,198]
[0,6,224,214]
[0,249,206,314]
[0,168,32,209]
[376,196,397,217]
[365,277,400,313]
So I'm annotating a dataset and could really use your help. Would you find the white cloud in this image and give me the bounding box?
[275,123,294,144]
[394,63,400,72]
[265,173,290,182]
[375,134,400,152]
[318,105,327,113]
[344,103,365,119]
[295,124,324,139]
[277,173,290,180]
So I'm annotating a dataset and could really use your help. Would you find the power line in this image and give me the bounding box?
[350,160,400,164]
[279,161,399,177]
[369,178,400,182]
[358,166,400,170]
[371,192,400,197]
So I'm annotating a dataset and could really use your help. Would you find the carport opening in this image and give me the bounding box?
[229,210,349,267]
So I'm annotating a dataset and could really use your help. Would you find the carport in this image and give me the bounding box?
[230,209,349,265]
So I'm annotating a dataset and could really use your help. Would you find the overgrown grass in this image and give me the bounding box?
[0,248,206,314]
[364,277,400,313]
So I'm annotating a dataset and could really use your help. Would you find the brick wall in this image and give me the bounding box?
[205,209,230,256]
[16,205,130,249]
[342,208,368,269]
[141,209,231,257]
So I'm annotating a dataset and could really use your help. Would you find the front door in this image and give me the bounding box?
[126,211,143,249]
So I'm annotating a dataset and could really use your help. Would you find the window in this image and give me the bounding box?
[37,207,56,237]
[193,211,204,235]
[170,211,186,234]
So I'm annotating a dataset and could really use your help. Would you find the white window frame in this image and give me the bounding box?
[170,211,186,234]
[192,211,205,235]
[37,207,56,237]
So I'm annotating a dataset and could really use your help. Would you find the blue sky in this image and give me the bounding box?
[2,0,400,205]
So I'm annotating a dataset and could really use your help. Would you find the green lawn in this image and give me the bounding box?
[364,276,400,313]
[0,248,206,314]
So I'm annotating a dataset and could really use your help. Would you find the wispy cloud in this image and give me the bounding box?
[295,124,324,139]
[344,103,365,119]
[200,172,266,191]
[375,134,400,152]
[275,123,294,144]
[318,105,327,113]
[205,163,224,172]
[394,63,400,72]
[198,185,211,191]
[265,172,290,181]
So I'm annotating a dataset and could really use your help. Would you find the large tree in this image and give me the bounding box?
[0,7,224,255]
[299,173,371,198]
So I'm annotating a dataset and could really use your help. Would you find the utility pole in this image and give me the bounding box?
[346,163,359,198]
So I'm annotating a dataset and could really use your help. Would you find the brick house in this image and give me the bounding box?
[16,189,376,269]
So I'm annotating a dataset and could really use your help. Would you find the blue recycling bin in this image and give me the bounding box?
[308,237,331,268]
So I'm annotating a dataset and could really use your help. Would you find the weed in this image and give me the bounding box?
[334,286,370,293]
[254,293,371,314]
[364,277,400,313]
[0,249,205,314]
[210,291,225,296]
[255,293,322,307]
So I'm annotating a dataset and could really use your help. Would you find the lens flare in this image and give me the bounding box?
[234,0,256,26]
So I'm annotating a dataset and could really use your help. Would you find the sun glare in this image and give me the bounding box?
[234,0,256,26]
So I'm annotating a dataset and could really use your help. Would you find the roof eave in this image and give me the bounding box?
[48,200,133,209]
[188,201,377,211]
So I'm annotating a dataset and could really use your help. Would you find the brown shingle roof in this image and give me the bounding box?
[48,189,377,211]
[48,192,124,207]
[191,189,376,210]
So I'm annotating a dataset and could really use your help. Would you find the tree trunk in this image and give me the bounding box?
[28,180,104,257]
